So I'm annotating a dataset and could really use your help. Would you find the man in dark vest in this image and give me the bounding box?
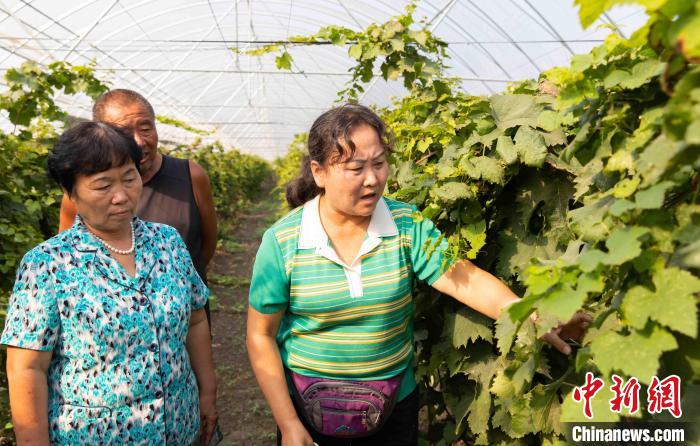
[59,89,218,326]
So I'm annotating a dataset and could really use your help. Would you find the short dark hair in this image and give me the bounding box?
[286,103,392,208]
[47,121,142,194]
[92,88,155,121]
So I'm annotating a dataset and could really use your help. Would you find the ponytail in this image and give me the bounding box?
[285,156,321,208]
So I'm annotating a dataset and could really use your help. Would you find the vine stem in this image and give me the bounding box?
[544,365,575,391]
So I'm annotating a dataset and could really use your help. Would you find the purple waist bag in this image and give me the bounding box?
[291,371,402,438]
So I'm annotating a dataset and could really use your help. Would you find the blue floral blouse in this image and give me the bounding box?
[1,217,209,445]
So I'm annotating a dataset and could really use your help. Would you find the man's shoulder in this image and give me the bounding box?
[163,155,190,176]
[186,159,210,183]
[162,155,210,185]
[149,154,190,183]
[161,153,189,167]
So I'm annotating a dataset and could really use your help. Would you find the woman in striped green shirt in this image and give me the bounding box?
[247,104,590,446]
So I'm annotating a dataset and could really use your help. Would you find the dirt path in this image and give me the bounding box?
[208,191,280,445]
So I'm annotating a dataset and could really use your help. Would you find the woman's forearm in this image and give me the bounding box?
[187,310,217,395]
[7,367,50,445]
[432,260,519,319]
[246,332,303,433]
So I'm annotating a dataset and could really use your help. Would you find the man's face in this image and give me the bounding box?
[99,101,159,175]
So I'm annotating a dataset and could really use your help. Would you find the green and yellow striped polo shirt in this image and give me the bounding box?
[249,196,453,400]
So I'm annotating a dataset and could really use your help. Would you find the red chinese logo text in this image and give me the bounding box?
[647,375,682,418]
[572,372,605,418]
[609,374,640,414]
[571,374,682,419]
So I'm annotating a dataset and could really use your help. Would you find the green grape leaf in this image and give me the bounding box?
[511,357,536,393]
[348,43,362,59]
[686,119,700,144]
[622,60,664,89]
[537,283,587,323]
[612,177,640,198]
[573,158,603,200]
[491,369,515,398]
[468,384,493,435]
[529,385,562,434]
[461,220,487,258]
[582,312,622,346]
[389,38,405,52]
[578,249,606,272]
[569,196,615,242]
[634,181,673,209]
[542,128,567,146]
[408,29,428,46]
[275,51,293,70]
[464,345,498,434]
[677,239,700,269]
[603,69,630,89]
[416,137,433,153]
[509,397,535,437]
[430,182,471,203]
[637,134,685,186]
[672,13,700,61]
[621,267,700,337]
[498,230,562,277]
[606,150,634,173]
[603,226,649,266]
[514,126,548,167]
[443,382,474,434]
[590,325,678,383]
[577,271,605,294]
[496,135,519,164]
[495,310,520,354]
[673,204,700,244]
[574,0,611,29]
[560,385,620,422]
[604,60,664,89]
[462,156,506,184]
[445,306,494,348]
[491,94,541,130]
[609,198,637,216]
[537,110,561,132]
[524,266,561,295]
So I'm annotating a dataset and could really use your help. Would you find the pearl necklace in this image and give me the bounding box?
[88,222,135,255]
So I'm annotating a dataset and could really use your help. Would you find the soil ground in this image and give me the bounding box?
[208,190,280,445]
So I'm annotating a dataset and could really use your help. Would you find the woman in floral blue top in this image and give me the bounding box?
[1,121,218,445]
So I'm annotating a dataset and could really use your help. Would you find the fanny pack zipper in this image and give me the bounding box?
[302,381,388,403]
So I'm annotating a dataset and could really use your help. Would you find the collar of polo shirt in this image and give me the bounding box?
[298,194,398,250]
[298,195,398,298]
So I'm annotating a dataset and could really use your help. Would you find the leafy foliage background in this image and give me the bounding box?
[261,1,699,444]
[272,133,308,215]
